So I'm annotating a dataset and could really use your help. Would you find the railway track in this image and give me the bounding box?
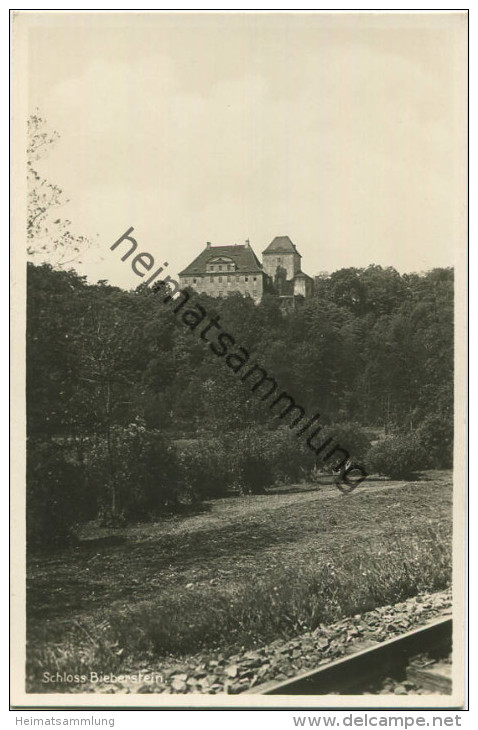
[245,616,452,696]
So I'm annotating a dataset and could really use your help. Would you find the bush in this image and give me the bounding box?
[416,413,453,469]
[175,427,314,498]
[312,422,372,473]
[85,420,179,522]
[267,426,315,484]
[222,425,313,493]
[27,439,92,549]
[366,432,427,479]
[175,438,230,499]
[223,427,274,494]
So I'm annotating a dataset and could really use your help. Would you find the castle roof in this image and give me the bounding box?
[294,270,313,281]
[179,243,263,276]
[262,236,302,257]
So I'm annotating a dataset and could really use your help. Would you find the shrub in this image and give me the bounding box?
[85,420,179,522]
[313,422,372,473]
[27,439,92,549]
[416,413,453,469]
[175,426,314,498]
[222,425,313,493]
[267,426,315,484]
[175,438,230,499]
[366,432,427,479]
[223,427,275,494]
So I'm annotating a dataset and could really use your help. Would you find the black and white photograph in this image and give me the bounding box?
[10,10,467,709]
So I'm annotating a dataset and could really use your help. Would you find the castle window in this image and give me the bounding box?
[218,276,222,283]
[245,276,249,282]
[236,276,240,282]
[253,277,257,281]
[219,265,222,271]
[227,276,231,283]
[193,278,197,284]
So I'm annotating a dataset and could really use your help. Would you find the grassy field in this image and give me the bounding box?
[26,471,452,690]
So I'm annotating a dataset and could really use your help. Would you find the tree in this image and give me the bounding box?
[26,263,90,439]
[27,112,94,267]
[75,288,151,521]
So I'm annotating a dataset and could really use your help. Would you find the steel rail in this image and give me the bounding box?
[245,616,452,695]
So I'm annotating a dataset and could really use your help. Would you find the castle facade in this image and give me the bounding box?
[178,236,313,303]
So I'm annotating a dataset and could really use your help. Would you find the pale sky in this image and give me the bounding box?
[23,12,467,289]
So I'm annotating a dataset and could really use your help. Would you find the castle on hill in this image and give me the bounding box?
[178,236,314,303]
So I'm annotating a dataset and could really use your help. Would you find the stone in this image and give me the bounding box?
[171,678,187,692]
[171,673,188,682]
[242,652,263,666]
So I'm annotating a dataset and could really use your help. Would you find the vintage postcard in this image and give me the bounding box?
[11,10,467,709]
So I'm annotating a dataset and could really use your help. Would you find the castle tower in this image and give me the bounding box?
[262,236,301,282]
